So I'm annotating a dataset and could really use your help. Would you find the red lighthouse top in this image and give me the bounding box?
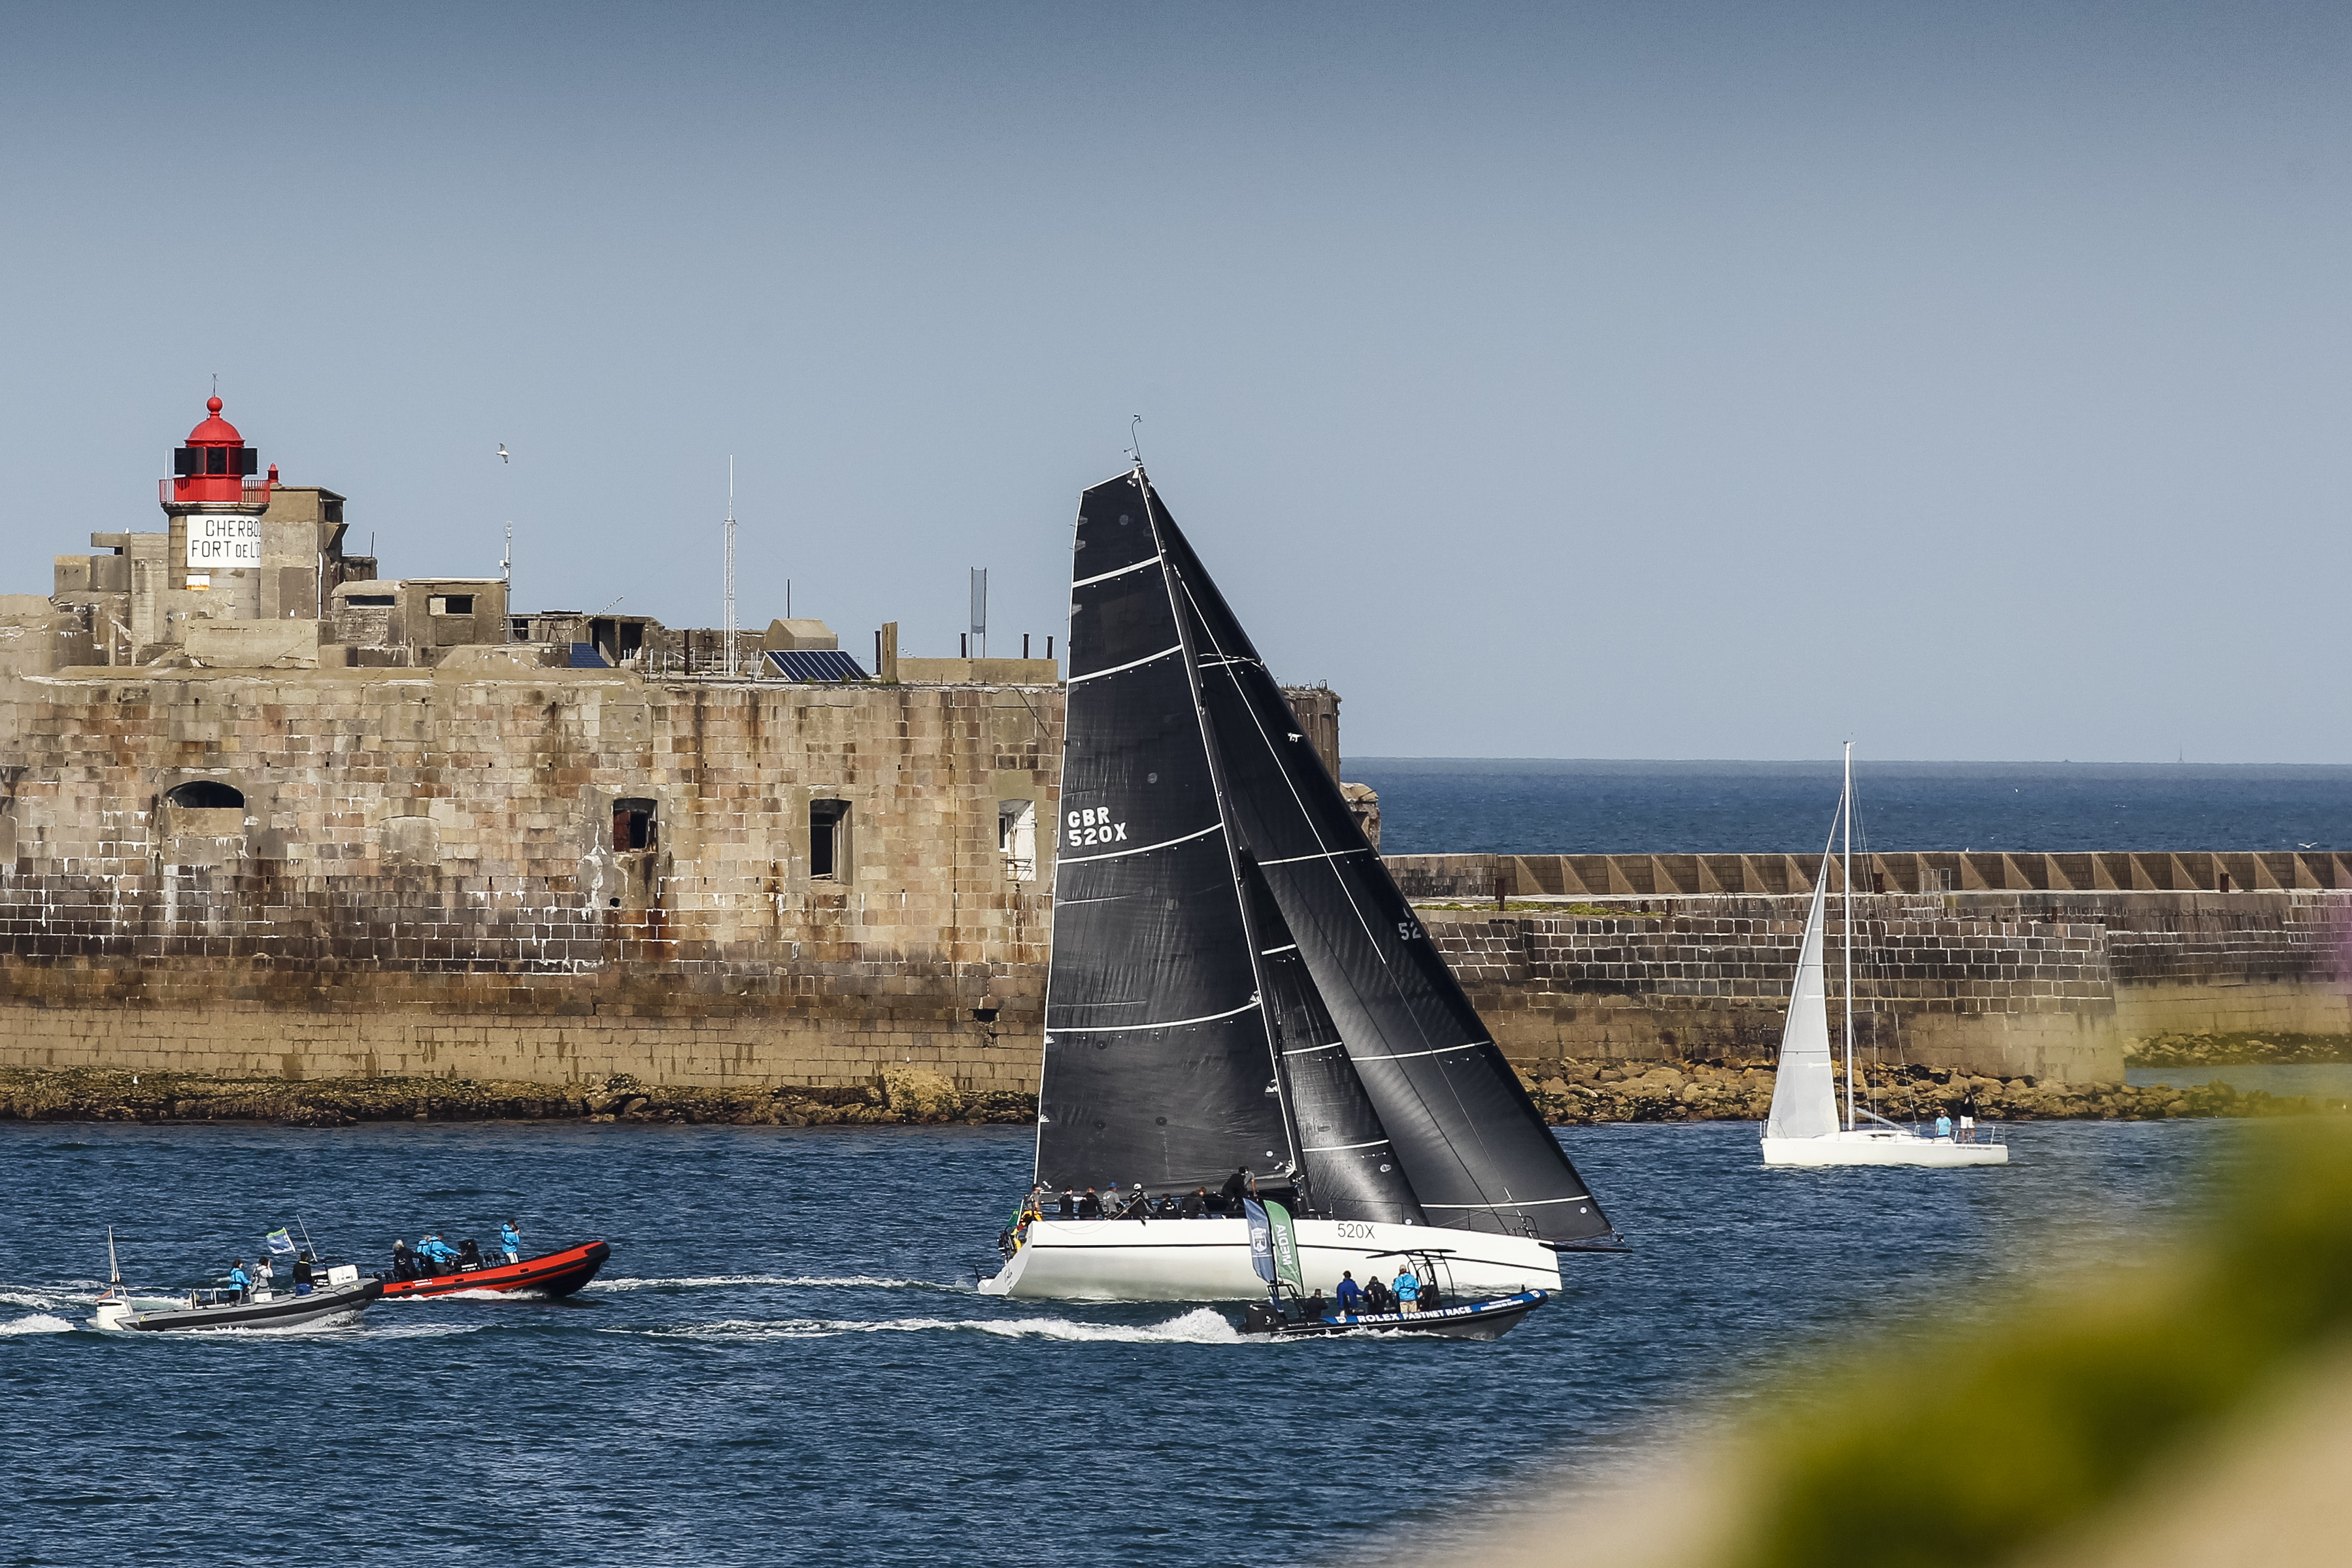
[165,392,271,508]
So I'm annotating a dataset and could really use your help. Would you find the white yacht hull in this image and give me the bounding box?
[978,1217,1565,1302]
[1762,1131,2009,1167]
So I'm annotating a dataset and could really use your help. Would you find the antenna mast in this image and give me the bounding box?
[722,456,737,676]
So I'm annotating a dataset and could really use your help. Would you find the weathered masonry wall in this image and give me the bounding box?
[0,667,1064,1092]
[1400,868,2352,1082]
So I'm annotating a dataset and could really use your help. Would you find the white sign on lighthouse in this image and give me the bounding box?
[186,514,263,569]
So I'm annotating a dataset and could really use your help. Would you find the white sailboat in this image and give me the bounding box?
[1760,745,2009,1169]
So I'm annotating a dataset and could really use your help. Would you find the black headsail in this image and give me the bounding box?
[1156,483,1619,1245]
[1243,854,1427,1226]
[1035,471,1296,1194]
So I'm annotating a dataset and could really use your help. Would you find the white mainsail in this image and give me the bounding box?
[1763,842,1840,1141]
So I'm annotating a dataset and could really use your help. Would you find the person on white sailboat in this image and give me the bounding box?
[1935,1113,1953,1140]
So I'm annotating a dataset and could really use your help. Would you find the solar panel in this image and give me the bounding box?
[568,642,610,668]
[764,649,870,682]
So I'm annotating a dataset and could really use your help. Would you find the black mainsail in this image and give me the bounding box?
[1035,473,1295,1193]
[1037,465,1615,1246]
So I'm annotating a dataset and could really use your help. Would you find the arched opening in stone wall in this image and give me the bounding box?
[613,797,658,852]
[165,781,245,810]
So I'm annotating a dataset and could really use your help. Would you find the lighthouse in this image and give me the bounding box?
[160,393,275,616]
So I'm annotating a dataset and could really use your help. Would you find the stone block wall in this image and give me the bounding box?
[0,665,1064,1092]
[1412,884,2352,1082]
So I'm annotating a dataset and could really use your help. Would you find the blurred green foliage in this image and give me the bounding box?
[1728,1121,2352,1568]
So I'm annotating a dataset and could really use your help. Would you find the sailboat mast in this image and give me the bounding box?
[1841,741,1856,1134]
[1143,467,1307,1195]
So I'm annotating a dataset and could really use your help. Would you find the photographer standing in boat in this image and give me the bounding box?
[501,1222,524,1263]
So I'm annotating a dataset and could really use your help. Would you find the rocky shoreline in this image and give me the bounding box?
[1512,1058,2340,1126]
[3,1056,2342,1130]
[0,1064,1032,1128]
[2125,1031,2352,1068]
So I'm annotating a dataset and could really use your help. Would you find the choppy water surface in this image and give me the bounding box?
[1,1119,2240,1565]
[1349,759,2352,856]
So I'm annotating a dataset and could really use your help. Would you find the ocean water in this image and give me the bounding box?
[1346,759,2352,857]
[2,1118,2242,1565]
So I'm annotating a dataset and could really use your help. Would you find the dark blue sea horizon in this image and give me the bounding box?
[1345,758,2352,858]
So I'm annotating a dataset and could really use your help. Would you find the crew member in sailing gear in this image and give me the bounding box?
[1363,1276,1391,1314]
[1077,1188,1103,1218]
[227,1262,251,1301]
[1177,1187,1207,1218]
[1392,1269,1421,1314]
[292,1254,316,1295]
[1334,1271,1364,1313]
[1119,1187,1152,1220]
[501,1222,524,1263]
[1220,1167,1251,1215]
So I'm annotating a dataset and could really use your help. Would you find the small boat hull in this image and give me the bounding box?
[979,1217,1562,1303]
[1762,1133,2009,1167]
[95,1278,383,1332]
[1241,1288,1549,1341]
[379,1241,610,1299]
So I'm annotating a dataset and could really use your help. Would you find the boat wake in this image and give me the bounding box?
[1,1312,78,1335]
[387,1287,552,1303]
[585,1274,952,1293]
[627,1307,1247,1345]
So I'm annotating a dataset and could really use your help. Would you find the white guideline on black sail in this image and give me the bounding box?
[1035,473,1293,1193]
[1153,483,1617,1245]
[1764,829,1842,1141]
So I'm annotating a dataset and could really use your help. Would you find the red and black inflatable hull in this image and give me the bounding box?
[380,1241,611,1299]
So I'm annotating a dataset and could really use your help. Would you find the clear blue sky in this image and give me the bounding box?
[4,3,2344,761]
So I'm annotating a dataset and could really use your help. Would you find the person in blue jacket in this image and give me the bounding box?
[1334,1271,1364,1316]
[226,1262,251,1302]
[1392,1267,1422,1314]
[500,1222,523,1264]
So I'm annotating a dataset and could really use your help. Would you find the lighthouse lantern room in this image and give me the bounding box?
[161,393,276,612]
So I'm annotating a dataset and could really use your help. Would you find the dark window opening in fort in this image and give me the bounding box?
[347,594,395,607]
[613,798,658,852]
[166,781,244,809]
[429,594,476,616]
[810,799,851,880]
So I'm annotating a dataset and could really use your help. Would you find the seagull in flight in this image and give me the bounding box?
[497,444,510,463]
[2300,842,2318,850]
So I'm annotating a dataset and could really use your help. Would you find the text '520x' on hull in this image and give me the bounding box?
[981,466,1622,1304]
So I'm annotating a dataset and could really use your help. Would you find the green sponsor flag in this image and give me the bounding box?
[1264,1199,1304,1295]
